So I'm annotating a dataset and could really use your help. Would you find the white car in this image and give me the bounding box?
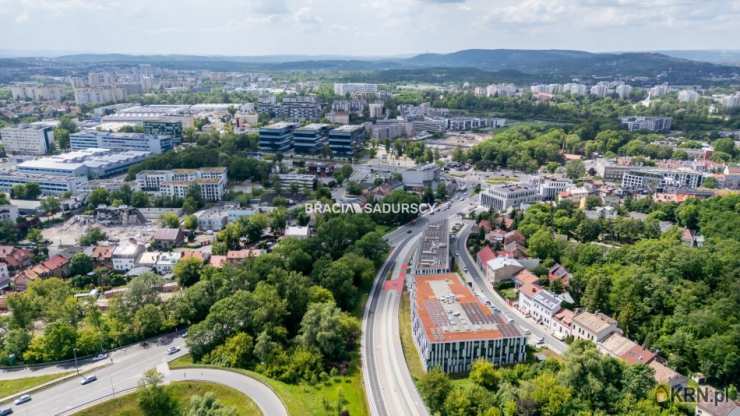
[536,336,545,345]
[14,395,31,405]
[167,346,181,355]
[80,375,97,385]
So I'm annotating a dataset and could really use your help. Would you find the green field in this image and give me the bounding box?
[485,176,518,185]
[74,381,261,416]
[169,356,367,416]
[0,372,72,398]
[399,291,426,382]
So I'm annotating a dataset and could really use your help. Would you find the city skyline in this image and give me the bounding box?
[1,0,740,56]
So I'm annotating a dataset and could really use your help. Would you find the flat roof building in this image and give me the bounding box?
[415,220,450,275]
[16,148,150,179]
[0,124,55,155]
[135,167,228,201]
[259,122,297,153]
[70,131,173,154]
[293,123,331,154]
[329,124,366,158]
[480,184,540,212]
[411,273,526,373]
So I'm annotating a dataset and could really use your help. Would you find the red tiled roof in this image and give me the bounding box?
[620,343,657,365]
[209,255,227,268]
[92,245,114,260]
[41,255,68,271]
[478,220,492,233]
[514,270,539,287]
[554,308,575,325]
[0,246,33,269]
[477,246,496,265]
[519,283,540,299]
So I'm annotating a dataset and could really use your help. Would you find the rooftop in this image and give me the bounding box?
[573,311,617,334]
[331,124,365,133]
[415,273,522,343]
[416,220,449,272]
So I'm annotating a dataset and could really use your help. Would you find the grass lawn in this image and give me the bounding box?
[169,355,367,416]
[0,372,72,398]
[74,381,261,416]
[399,290,426,382]
[499,288,518,301]
[485,176,518,185]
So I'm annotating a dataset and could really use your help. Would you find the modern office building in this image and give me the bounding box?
[70,131,173,154]
[621,168,703,191]
[0,170,89,196]
[292,123,331,154]
[333,83,379,96]
[415,220,450,276]
[410,273,527,373]
[101,105,193,128]
[328,125,366,158]
[0,124,55,155]
[401,164,440,191]
[620,116,672,132]
[370,120,414,140]
[135,167,228,201]
[480,184,541,211]
[277,173,317,190]
[143,119,183,144]
[259,122,297,153]
[279,96,322,121]
[15,148,150,178]
[447,117,506,131]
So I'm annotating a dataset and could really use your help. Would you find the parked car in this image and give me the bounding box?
[14,395,31,405]
[536,336,545,345]
[80,375,97,385]
[93,353,108,361]
[167,346,180,355]
[0,407,13,415]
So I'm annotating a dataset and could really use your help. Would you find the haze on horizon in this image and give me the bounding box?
[1,0,740,57]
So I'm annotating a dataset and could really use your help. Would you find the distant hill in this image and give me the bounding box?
[660,50,740,66]
[3,49,738,84]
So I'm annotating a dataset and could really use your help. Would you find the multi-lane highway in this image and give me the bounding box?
[454,223,568,354]
[363,192,476,416]
[0,336,287,416]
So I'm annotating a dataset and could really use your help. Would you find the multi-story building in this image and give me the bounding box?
[615,84,632,100]
[334,83,379,96]
[370,120,414,140]
[292,123,331,154]
[572,311,622,343]
[401,164,439,190]
[411,117,447,134]
[518,284,562,328]
[10,82,66,101]
[410,273,527,373]
[73,86,126,106]
[278,96,322,121]
[414,220,450,276]
[620,116,672,132]
[143,119,183,144]
[590,83,610,97]
[621,168,703,191]
[328,125,366,158]
[0,124,55,155]
[16,148,150,178]
[720,93,740,109]
[277,173,316,190]
[369,102,384,119]
[678,89,700,103]
[0,205,19,223]
[447,117,506,131]
[486,83,517,97]
[537,178,573,200]
[101,105,194,128]
[480,184,540,211]
[0,171,88,196]
[112,241,145,272]
[70,131,173,154]
[259,122,297,153]
[135,167,228,201]
[648,83,671,98]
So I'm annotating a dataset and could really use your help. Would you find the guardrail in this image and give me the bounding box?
[53,386,138,416]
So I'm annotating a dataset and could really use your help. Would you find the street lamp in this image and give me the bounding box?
[73,347,79,375]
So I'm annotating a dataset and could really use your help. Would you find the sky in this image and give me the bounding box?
[1,0,740,56]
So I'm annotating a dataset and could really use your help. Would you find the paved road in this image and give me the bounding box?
[363,191,477,416]
[455,224,568,354]
[0,337,286,416]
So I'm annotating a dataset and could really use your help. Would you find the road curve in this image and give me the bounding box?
[166,368,286,416]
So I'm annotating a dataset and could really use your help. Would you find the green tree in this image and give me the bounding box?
[469,359,499,390]
[174,257,203,287]
[69,252,94,276]
[185,392,237,416]
[40,197,60,214]
[418,368,451,415]
[137,369,179,416]
[298,302,360,363]
[565,160,586,180]
[528,229,562,261]
[160,212,180,228]
[87,188,110,208]
[133,304,165,338]
[79,228,107,246]
[183,215,199,231]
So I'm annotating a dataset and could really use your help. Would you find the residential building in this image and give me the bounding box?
[621,168,703,191]
[483,256,524,285]
[0,262,9,290]
[598,333,656,366]
[486,83,517,97]
[369,102,384,118]
[143,119,183,144]
[292,123,331,154]
[695,388,740,416]
[649,361,687,389]
[152,228,185,250]
[112,241,145,272]
[278,96,322,121]
[334,83,379,96]
[70,131,172,154]
[370,120,414,140]
[135,167,228,201]
[548,263,571,288]
[0,124,55,155]
[620,116,672,132]
[480,184,540,212]
[551,308,575,340]
[155,252,181,275]
[572,311,622,343]
[678,89,700,103]
[590,83,609,97]
[415,220,450,275]
[615,84,632,99]
[447,117,506,131]
[284,225,310,239]
[537,178,573,200]
[0,246,32,271]
[410,273,527,373]
[278,173,316,190]
[0,205,19,223]
[226,249,263,264]
[259,122,296,153]
[518,285,562,328]
[73,86,126,106]
[648,84,670,98]
[9,82,66,101]
[329,125,366,158]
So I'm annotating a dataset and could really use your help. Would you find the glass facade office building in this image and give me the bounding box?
[328,125,366,158]
[293,123,331,154]
[259,122,297,153]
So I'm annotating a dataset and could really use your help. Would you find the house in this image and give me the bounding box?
[551,308,575,340]
[504,230,526,245]
[91,245,114,268]
[112,241,145,272]
[152,228,185,250]
[226,249,263,265]
[502,241,528,258]
[598,333,656,365]
[39,255,70,277]
[513,269,539,288]
[0,262,10,290]
[476,246,496,270]
[136,251,160,269]
[484,256,524,285]
[180,249,209,263]
[155,252,181,275]
[695,387,740,416]
[0,246,33,271]
[518,284,562,328]
[209,255,228,268]
[681,228,705,248]
[12,272,36,291]
[572,311,622,343]
[284,225,310,240]
[649,361,687,389]
[548,263,571,288]
[478,220,493,233]
[486,229,506,244]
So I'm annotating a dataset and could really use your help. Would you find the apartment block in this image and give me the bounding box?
[479,184,540,212]
[0,124,55,155]
[135,167,228,201]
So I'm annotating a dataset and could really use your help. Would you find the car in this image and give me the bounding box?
[167,346,180,355]
[463,267,468,273]
[536,336,545,345]
[93,353,108,361]
[14,395,31,405]
[520,327,531,335]
[406,229,412,234]
[80,375,97,385]
[0,407,13,415]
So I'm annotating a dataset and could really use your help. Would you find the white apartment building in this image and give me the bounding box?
[0,124,55,155]
[10,83,66,101]
[648,84,671,98]
[73,86,126,106]
[136,167,228,201]
[112,241,145,272]
[369,102,384,118]
[590,83,609,97]
[678,89,700,103]
[0,205,19,223]
[278,173,316,190]
[572,311,622,343]
[615,84,632,100]
[333,83,379,96]
[518,285,562,328]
